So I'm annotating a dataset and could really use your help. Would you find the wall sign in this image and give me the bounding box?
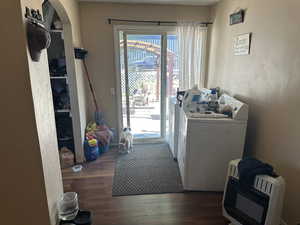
[230,10,245,25]
[234,33,251,56]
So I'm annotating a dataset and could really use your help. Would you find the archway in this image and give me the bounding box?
[43,0,84,163]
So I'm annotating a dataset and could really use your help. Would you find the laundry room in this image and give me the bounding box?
[1,1,300,225]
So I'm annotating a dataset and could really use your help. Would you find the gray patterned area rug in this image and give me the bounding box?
[112,143,183,196]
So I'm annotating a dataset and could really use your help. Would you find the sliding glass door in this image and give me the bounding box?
[116,27,180,143]
[119,32,166,141]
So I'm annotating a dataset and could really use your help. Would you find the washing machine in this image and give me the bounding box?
[177,94,248,191]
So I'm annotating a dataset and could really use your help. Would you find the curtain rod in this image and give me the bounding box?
[107,18,213,26]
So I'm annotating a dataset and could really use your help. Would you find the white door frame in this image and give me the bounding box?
[113,25,176,143]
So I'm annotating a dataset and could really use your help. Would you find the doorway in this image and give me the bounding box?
[43,0,84,163]
[115,27,179,142]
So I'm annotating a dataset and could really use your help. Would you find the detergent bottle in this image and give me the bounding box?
[183,85,202,113]
[210,89,218,102]
[208,89,219,112]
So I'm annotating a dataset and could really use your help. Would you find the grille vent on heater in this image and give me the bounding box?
[254,176,273,195]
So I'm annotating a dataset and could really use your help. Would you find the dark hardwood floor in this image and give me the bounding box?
[62,147,228,225]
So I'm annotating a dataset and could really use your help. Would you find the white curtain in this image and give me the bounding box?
[176,22,207,90]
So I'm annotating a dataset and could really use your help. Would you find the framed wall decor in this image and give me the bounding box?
[233,33,252,56]
[230,10,245,25]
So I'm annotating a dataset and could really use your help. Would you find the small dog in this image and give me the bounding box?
[119,127,133,154]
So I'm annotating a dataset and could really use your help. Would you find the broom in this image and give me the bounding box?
[82,59,104,125]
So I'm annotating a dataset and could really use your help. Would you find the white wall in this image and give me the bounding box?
[0,0,88,224]
[207,0,300,223]
[0,0,61,224]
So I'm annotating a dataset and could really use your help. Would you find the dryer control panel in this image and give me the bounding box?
[219,94,248,121]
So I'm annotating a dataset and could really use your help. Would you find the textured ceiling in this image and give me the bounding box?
[78,0,220,6]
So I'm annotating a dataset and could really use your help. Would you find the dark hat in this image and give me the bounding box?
[26,21,51,62]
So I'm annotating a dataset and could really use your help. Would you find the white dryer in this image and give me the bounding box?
[168,99,180,159]
[177,94,248,191]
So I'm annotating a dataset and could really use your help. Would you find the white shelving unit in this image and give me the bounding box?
[43,0,83,162]
[45,15,75,152]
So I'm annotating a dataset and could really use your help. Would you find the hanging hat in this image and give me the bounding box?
[26,21,51,62]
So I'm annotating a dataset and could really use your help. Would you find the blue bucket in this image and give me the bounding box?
[84,140,99,161]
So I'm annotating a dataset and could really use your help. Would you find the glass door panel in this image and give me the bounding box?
[121,34,163,140]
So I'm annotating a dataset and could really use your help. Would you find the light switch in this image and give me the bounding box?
[110,88,115,96]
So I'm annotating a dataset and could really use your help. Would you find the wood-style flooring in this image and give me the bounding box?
[62,147,228,225]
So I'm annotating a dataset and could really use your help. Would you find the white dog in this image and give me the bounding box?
[119,127,133,153]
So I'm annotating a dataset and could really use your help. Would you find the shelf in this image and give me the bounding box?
[55,109,70,113]
[50,76,67,79]
[50,29,63,33]
[58,137,73,141]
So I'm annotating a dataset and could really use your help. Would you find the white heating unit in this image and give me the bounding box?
[223,159,285,225]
